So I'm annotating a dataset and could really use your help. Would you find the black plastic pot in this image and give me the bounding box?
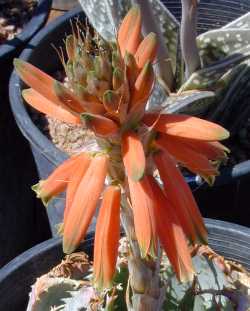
[0,0,52,82]
[0,232,94,311]
[0,0,52,266]
[9,4,250,227]
[0,219,249,311]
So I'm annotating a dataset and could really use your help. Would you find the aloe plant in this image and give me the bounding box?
[13,1,250,310]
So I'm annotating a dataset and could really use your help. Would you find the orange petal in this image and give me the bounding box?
[53,81,86,113]
[118,6,142,57]
[22,89,81,125]
[15,59,76,110]
[77,90,106,115]
[130,62,154,108]
[112,67,124,91]
[93,186,120,289]
[148,176,195,282]
[153,150,207,244]
[103,90,120,114]
[32,154,83,206]
[116,75,130,123]
[135,32,157,69]
[128,175,157,257]
[155,134,219,182]
[143,113,229,141]
[122,131,145,181]
[63,154,109,254]
[14,59,98,115]
[81,113,119,137]
[64,153,92,221]
[176,138,229,161]
[14,59,56,99]
[124,52,139,87]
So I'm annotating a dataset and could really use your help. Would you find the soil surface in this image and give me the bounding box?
[0,0,37,44]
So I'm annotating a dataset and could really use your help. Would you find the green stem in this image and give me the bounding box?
[121,198,165,310]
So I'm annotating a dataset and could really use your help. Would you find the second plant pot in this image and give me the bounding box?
[0,219,249,310]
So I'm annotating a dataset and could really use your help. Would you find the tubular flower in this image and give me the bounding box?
[16,6,231,288]
[153,150,207,244]
[93,186,121,289]
[148,175,195,282]
[63,154,109,254]
[32,153,88,206]
[127,175,157,258]
[143,113,229,184]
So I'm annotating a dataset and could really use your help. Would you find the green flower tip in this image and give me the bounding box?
[31,181,50,207]
[80,113,94,123]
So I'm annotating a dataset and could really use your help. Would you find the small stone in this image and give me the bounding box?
[4,25,15,32]
[0,17,7,26]
[9,8,19,16]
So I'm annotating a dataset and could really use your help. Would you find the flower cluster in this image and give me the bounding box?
[14,6,229,288]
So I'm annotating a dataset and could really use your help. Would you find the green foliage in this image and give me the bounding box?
[162,255,235,310]
[26,277,94,311]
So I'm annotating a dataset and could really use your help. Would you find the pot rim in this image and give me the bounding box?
[0,0,52,59]
[0,218,250,283]
[0,232,94,283]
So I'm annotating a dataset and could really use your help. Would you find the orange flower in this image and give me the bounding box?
[64,153,92,221]
[148,175,195,282]
[93,186,121,288]
[32,153,88,206]
[63,154,109,254]
[122,130,146,181]
[153,150,207,244]
[127,175,157,258]
[143,113,229,183]
[143,113,229,141]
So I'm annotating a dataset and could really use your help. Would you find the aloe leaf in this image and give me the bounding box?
[162,254,234,310]
[26,277,88,311]
[222,12,250,30]
[209,59,250,123]
[176,52,250,116]
[63,286,96,311]
[197,13,250,65]
[161,90,215,115]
